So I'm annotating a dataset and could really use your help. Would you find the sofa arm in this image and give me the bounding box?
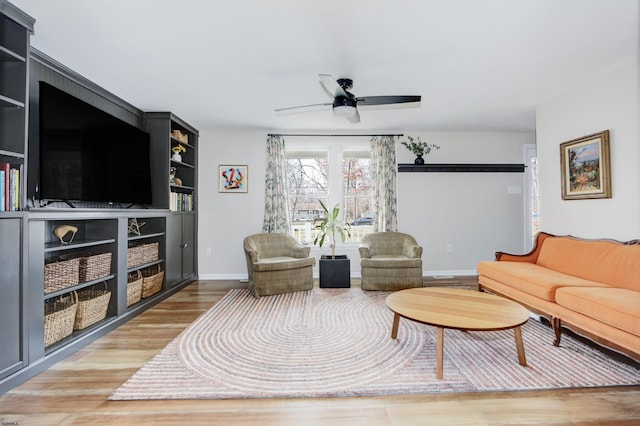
[496,231,554,262]
[359,243,373,259]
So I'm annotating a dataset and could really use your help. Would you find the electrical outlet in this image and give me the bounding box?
[205,247,212,256]
[446,244,453,253]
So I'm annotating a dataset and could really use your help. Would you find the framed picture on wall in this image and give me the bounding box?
[218,165,248,193]
[560,130,611,200]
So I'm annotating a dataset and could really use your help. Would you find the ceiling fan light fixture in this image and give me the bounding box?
[333,104,357,117]
[333,96,357,117]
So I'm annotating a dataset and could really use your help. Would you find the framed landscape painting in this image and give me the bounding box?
[560,130,611,200]
[218,165,248,193]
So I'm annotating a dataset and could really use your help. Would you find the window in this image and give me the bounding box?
[285,141,372,244]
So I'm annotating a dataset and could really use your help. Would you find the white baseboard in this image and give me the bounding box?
[198,269,477,281]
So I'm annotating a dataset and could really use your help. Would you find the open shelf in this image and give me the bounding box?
[398,163,525,173]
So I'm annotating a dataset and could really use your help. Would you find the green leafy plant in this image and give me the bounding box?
[400,135,440,156]
[313,200,351,259]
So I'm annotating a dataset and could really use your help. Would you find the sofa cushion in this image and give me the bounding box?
[361,255,422,269]
[478,261,607,302]
[252,256,315,272]
[536,237,640,291]
[556,287,640,336]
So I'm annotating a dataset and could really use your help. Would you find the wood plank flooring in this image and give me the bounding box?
[1,278,639,425]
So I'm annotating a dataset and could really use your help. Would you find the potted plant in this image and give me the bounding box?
[400,135,440,165]
[314,200,351,288]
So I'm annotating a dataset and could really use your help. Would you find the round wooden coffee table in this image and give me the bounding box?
[386,287,529,379]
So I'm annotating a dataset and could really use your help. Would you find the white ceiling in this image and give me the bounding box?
[11,0,640,133]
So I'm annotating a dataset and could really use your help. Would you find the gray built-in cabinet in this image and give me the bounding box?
[0,1,198,395]
[0,0,33,384]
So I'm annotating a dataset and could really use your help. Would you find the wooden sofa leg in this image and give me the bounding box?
[552,317,562,346]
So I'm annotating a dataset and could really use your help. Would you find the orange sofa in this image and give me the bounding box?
[477,232,640,361]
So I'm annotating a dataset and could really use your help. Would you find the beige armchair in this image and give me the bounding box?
[359,231,423,291]
[243,233,316,298]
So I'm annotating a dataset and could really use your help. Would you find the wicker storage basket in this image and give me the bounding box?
[44,291,78,347]
[127,270,143,306]
[127,244,145,268]
[44,257,80,294]
[142,242,159,264]
[141,264,164,298]
[79,252,112,282]
[74,284,111,330]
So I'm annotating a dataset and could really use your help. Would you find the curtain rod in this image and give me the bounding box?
[267,133,404,137]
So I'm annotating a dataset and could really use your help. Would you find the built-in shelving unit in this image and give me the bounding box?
[0,1,199,396]
[40,218,118,352]
[0,0,33,386]
[398,163,525,173]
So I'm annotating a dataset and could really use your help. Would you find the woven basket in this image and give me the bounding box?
[79,252,112,282]
[141,264,164,298]
[44,291,78,347]
[127,244,145,268]
[44,257,80,294]
[127,270,143,307]
[74,283,111,330]
[142,242,159,264]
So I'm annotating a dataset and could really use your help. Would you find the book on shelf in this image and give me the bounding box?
[0,162,22,211]
[170,191,193,212]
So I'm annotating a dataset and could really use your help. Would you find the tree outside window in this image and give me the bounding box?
[285,144,372,244]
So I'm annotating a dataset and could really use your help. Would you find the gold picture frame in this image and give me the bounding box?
[560,130,611,200]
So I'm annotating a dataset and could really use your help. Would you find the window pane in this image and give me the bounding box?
[287,156,329,243]
[342,156,372,242]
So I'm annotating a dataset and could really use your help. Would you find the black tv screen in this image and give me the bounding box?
[39,82,152,206]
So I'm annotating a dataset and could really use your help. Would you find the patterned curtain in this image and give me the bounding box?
[262,135,291,234]
[370,136,398,232]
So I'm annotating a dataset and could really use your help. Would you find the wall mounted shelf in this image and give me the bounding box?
[398,163,525,173]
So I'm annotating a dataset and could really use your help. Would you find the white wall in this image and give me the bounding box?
[397,131,534,275]
[536,61,640,240]
[198,130,533,280]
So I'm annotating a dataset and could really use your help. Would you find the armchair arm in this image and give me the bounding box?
[359,243,373,259]
[284,242,311,259]
[403,244,423,258]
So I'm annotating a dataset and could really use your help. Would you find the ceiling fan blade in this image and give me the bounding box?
[275,103,332,114]
[319,74,347,99]
[347,109,361,124]
[356,95,421,106]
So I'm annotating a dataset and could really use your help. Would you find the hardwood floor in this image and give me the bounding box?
[1,278,639,425]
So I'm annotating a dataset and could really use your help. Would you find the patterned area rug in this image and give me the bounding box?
[110,288,640,400]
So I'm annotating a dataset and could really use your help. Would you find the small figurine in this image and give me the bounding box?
[52,225,78,244]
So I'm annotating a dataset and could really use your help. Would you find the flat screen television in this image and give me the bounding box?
[39,82,153,207]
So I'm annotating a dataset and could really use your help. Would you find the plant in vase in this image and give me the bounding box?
[314,200,351,288]
[171,144,186,162]
[400,136,440,165]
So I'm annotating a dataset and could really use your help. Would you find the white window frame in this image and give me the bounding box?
[285,137,372,247]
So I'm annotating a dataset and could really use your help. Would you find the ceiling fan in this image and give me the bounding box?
[275,74,421,124]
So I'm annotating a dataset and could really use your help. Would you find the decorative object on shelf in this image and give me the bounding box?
[169,167,182,186]
[171,144,186,162]
[128,218,146,236]
[218,164,248,193]
[52,224,78,244]
[560,130,611,200]
[171,129,189,143]
[400,135,440,165]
